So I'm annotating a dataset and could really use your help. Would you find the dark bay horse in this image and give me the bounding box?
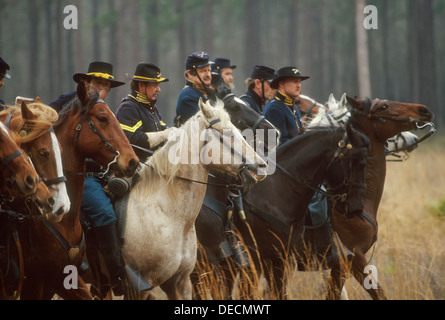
[324,96,434,300]
[233,123,370,299]
[193,95,279,298]
[194,122,370,299]
[10,83,139,300]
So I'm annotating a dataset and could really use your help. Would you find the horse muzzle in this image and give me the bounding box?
[238,162,267,186]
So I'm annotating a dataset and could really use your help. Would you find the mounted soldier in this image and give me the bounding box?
[0,57,11,110]
[116,62,176,163]
[264,66,353,268]
[240,65,276,115]
[174,51,214,127]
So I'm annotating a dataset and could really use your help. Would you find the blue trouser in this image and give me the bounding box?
[81,177,116,228]
[308,187,328,225]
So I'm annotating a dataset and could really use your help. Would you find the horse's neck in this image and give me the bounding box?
[364,140,387,221]
[59,152,84,233]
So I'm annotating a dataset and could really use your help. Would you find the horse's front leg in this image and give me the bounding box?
[350,250,387,300]
[160,275,193,300]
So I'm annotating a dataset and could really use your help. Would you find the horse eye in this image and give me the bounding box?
[97,115,108,123]
[38,149,50,158]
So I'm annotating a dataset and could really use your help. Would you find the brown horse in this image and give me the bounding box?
[326,96,434,300]
[12,83,139,300]
[1,99,70,218]
[0,122,39,198]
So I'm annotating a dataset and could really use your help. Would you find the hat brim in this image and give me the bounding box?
[125,73,169,83]
[73,73,125,88]
[187,61,215,70]
[270,75,310,89]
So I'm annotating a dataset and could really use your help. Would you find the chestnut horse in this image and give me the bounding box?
[324,96,434,300]
[12,83,139,300]
[0,121,39,199]
[0,99,70,219]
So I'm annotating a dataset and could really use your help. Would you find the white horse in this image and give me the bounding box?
[307,93,419,157]
[119,98,267,299]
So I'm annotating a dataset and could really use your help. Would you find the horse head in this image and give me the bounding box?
[198,98,268,186]
[7,100,71,218]
[0,122,39,198]
[347,96,434,141]
[56,83,139,178]
[221,94,280,153]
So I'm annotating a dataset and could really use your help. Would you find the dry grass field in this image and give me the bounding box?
[191,135,445,300]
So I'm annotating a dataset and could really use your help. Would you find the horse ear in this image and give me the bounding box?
[34,96,41,103]
[346,96,363,110]
[328,93,335,105]
[347,123,369,148]
[340,93,347,106]
[199,97,213,120]
[20,100,37,121]
[77,81,90,106]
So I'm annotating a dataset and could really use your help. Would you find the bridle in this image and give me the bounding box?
[68,98,124,178]
[3,109,67,188]
[351,98,436,155]
[271,132,364,204]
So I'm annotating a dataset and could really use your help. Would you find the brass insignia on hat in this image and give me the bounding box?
[292,68,299,74]
[157,72,161,78]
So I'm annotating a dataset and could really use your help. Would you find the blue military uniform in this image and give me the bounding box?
[263,91,304,145]
[48,91,76,113]
[116,91,167,162]
[174,51,214,127]
[240,65,276,115]
[174,80,208,127]
[240,89,263,114]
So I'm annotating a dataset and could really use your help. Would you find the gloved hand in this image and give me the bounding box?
[146,127,178,149]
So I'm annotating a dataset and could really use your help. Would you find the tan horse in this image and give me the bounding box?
[120,98,267,299]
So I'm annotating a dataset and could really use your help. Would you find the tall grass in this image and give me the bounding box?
[193,139,445,300]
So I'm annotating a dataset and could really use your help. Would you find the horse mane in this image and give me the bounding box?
[53,92,101,131]
[136,99,230,195]
[0,102,58,144]
[276,126,345,157]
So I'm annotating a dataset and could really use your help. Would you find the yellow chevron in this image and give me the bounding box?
[120,120,142,133]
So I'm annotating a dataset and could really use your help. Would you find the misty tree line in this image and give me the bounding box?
[0,0,443,127]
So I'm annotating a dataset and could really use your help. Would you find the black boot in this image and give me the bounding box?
[313,222,354,269]
[94,223,129,296]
